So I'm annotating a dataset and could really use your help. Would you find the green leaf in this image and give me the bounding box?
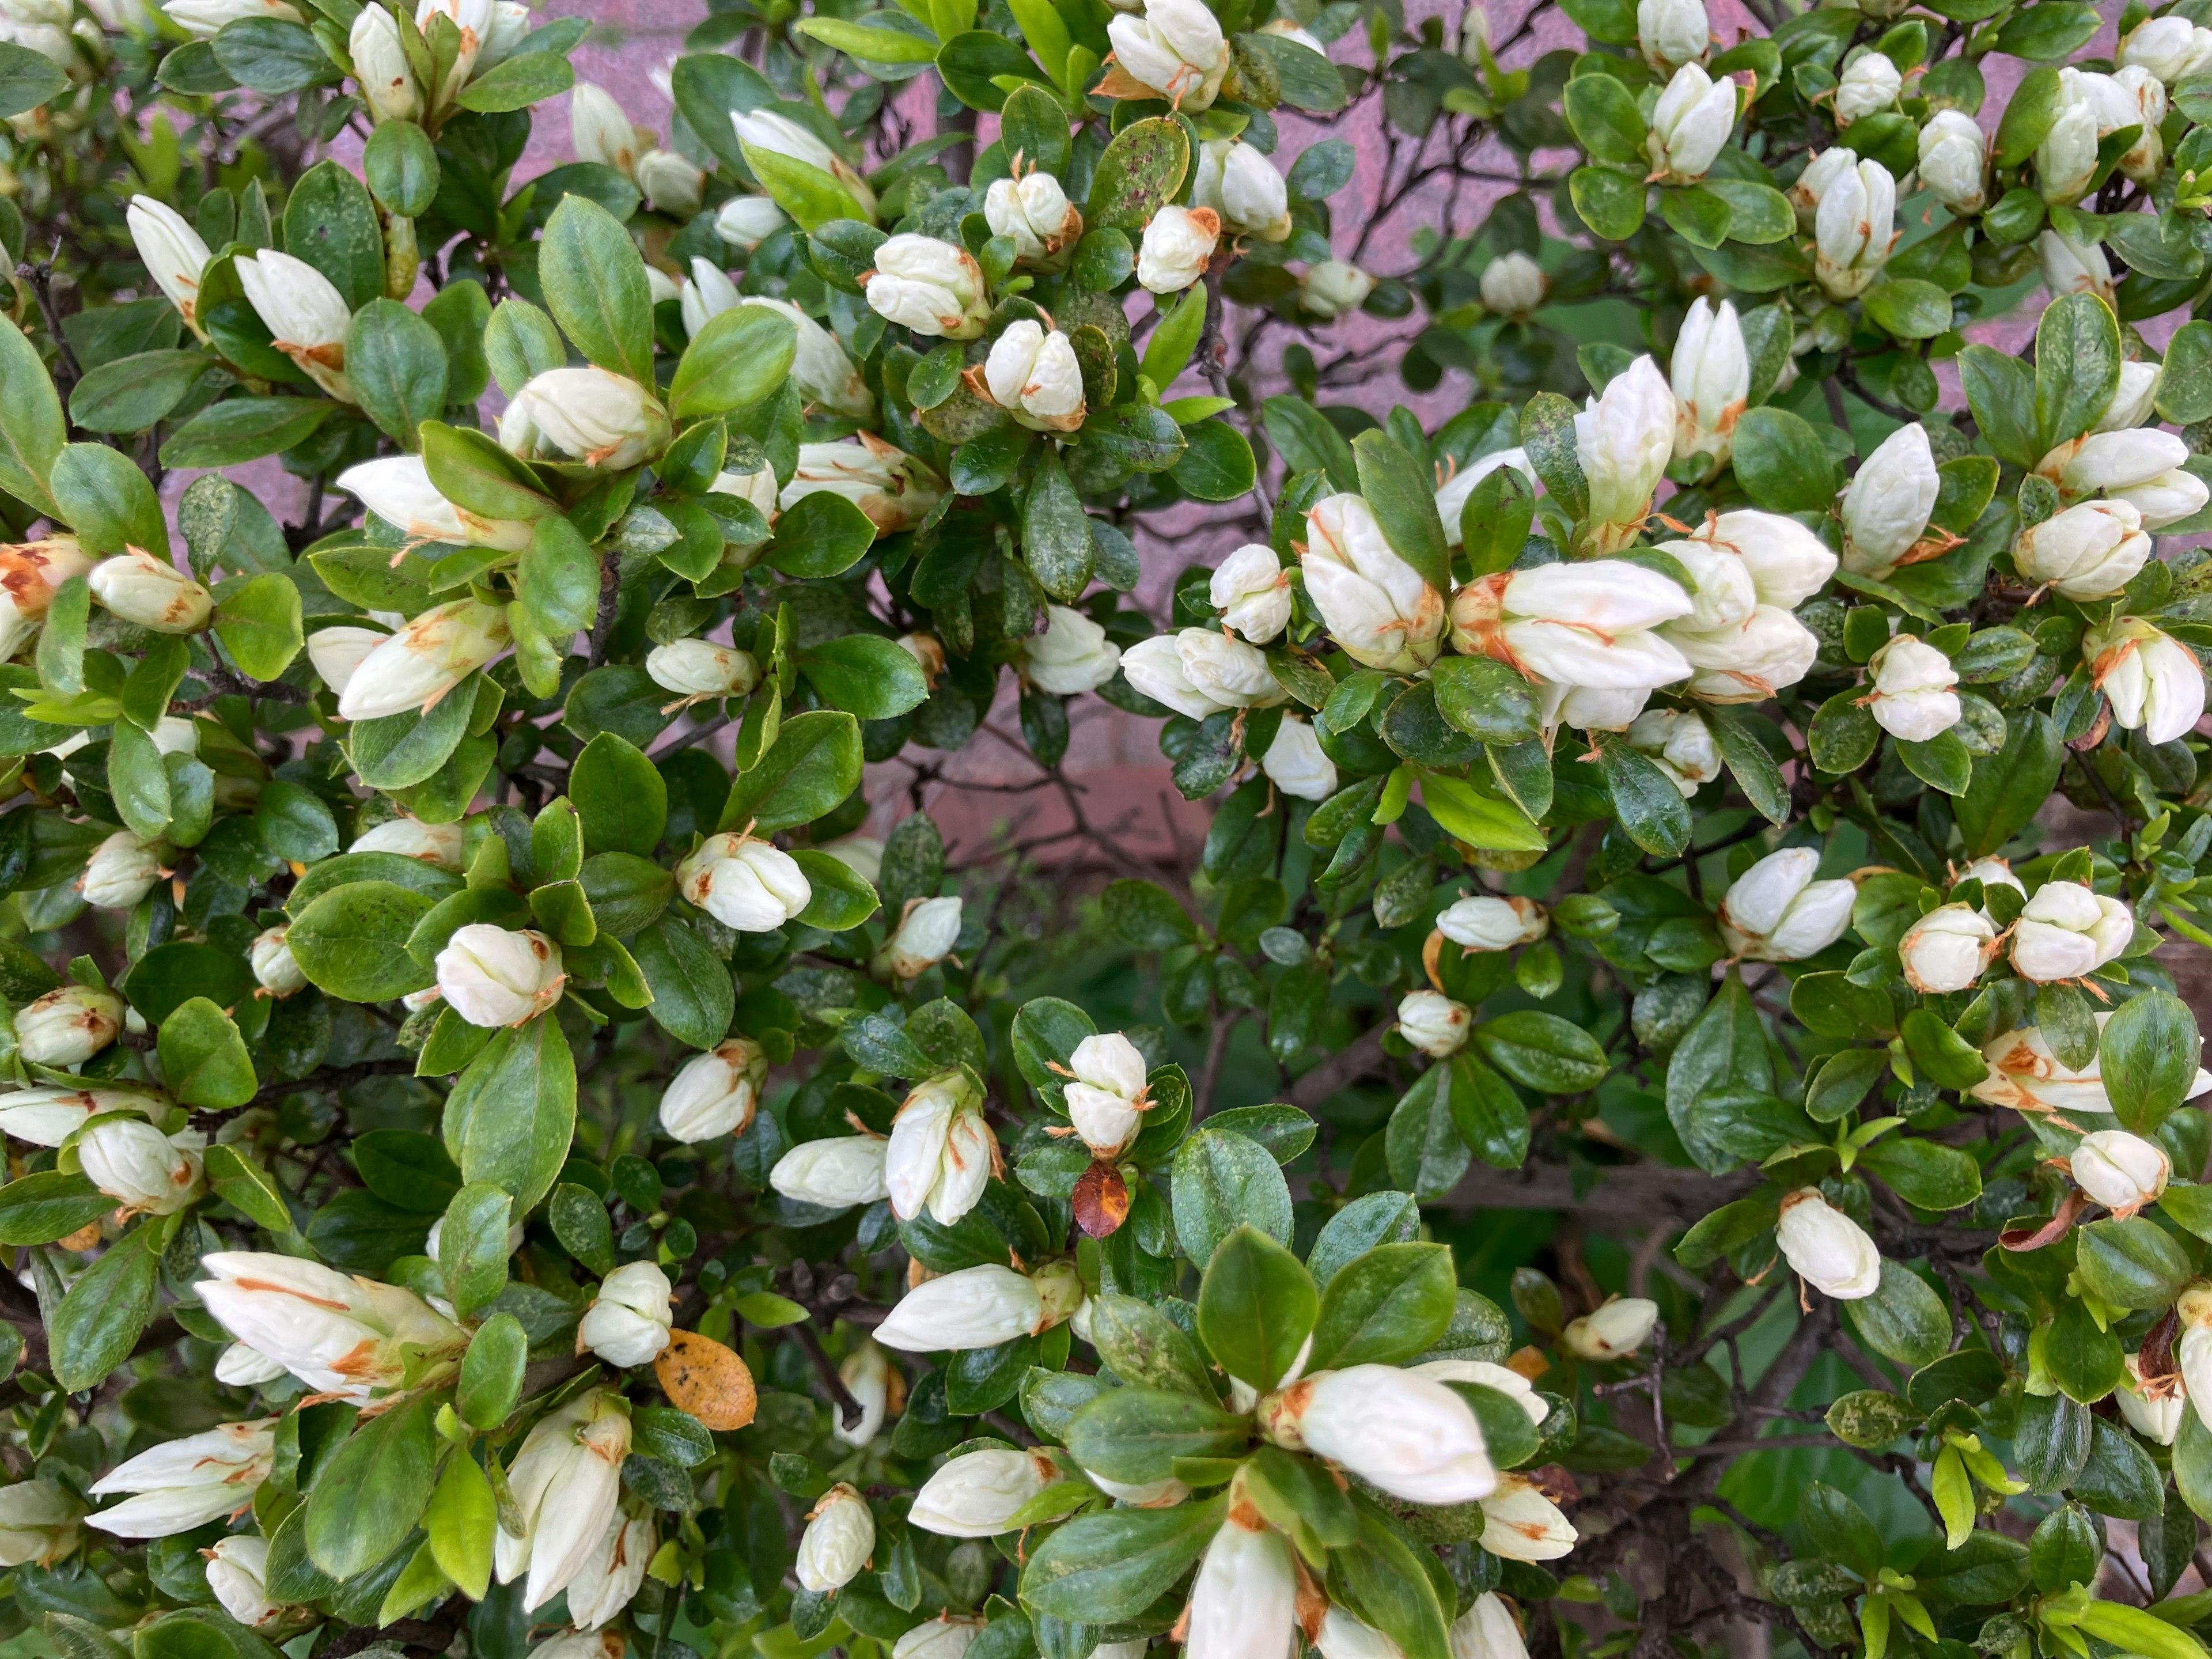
[424,1451,495,1601]
[1305,1241,1457,1370]
[441,1017,577,1214]
[539,195,656,387]
[213,573,304,681]
[52,441,168,556]
[283,158,386,312]
[743,139,873,230]
[456,47,576,109]
[719,709,861,832]
[672,304,799,419]
[1196,1223,1319,1391]
[1415,771,1547,853]
[1567,165,1646,240]
[1731,406,1841,512]
[0,1171,123,1247]
[1840,1260,1952,1370]
[571,733,668,856]
[0,314,63,518]
[157,997,258,1109]
[1562,71,1646,162]
[1473,1010,1609,1093]
[437,1181,514,1320]
[0,40,70,120]
[2100,990,2203,1134]
[49,1227,159,1392]
[1086,118,1191,232]
[304,1393,437,1579]
[347,299,449,446]
[1173,1129,1294,1263]
[1353,430,1451,593]
[457,1315,528,1430]
[766,491,877,575]
[2035,290,2123,452]
[160,398,335,468]
[1020,1497,1227,1623]
[203,1144,292,1232]
[632,918,734,1050]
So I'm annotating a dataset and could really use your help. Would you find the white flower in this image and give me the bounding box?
[196,1251,464,1399]
[863,234,988,338]
[1449,560,1694,696]
[1397,990,1471,1058]
[676,834,812,931]
[835,1342,897,1446]
[1789,145,1861,220]
[2096,361,2162,435]
[1839,423,1939,577]
[81,830,163,910]
[1302,493,1445,672]
[1974,1013,2212,1115]
[306,626,389,698]
[339,454,531,552]
[885,1071,997,1225]
[0,1481,81,1567]
[1813,157,1897,298]
[412,0,494,101]
[646,638,760,703]
[2013,500,2152,600]
[733,108,878,218]
[1574,357,1675,548]
[1437,450,1540,547]
[895,1619,987,1659]
[986,171,1083,262]
[1194,139,1290,241]
[2009,880,2133,982]
[738,296,874,419]
[1064,1031,1151,1157]
[79,1118,203,1216]
[1864,635,1960,742]
[2119,1352,2187,1447]
[1261,717,1338,802]
[204,1535,276,1626]
[1646,62,1736,180]
[679,257,739,336]
[565,1510,654,1631]
[337,599,510,721]
[1918,109,1987,215]
[2120,15,2212,84]
[2037,228,2114,304]
[1262,1365,1496,1504]
[1670,298,1748,467]
[351,3,419,122]
[86,1420,274,1537]
[577,1261,673,1368]
[1625,708,1720,795]
[1479,252,1547,318]
[1561,1296,1659,1361]
[714,464,781,521]
[2037,70,2100,203]
[820,834,885,884]
[1834,51,1900,124]
[716,195,788,251]
[772,1137,892,1208]
[127,195,211,329]
[2038,427,2190,498]
[569,82,642,173]
[1210,544,1292,644]
[880,1259,1084,1354]
[907,1448,1059,1535]
[1021,605,1122,695]
[1298,259,1374,319]
[351,815,465,869]
[1718,847,1854,961]
[435,925,566,1027]
[1450,1594,1528,1659]
[1185,1512,1297,1659]
[0,1085,161,1147]
[495,1391,631,1615]
[2089,66,2166,183]
[1108,0,1229,108]
[1899,903,1997,994]
[1478,1474,1578,1560]
[877,896,964,982]
[1437,895,1548,951]
[1637,0,1705,70]
[1122,628,1287,719]
[1774,1189,1881,1298]
[638,149,706,218]
[1410,1358,1549,1425]
[14,986,124,1067]
[657,1039,767,1143]
[2112,469,2211,531]
[500,368,670,469]
[2072,1129,2169,1217]
[88,550,211,634]
[1138,205,1222,294]
[159,0,299,39]
[797,1485,875,1593]
[983,320,1086,431]
[234,250,354,401]
[2088,619,2207,746]
[1456,1,1490,60]
[0,536,93,658]
[781,435,945,534]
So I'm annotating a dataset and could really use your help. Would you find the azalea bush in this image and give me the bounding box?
[9,0,2212,1655]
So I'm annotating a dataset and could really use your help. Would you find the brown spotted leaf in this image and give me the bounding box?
[1073,1161,1131,1237]
[654,1328,757,1430]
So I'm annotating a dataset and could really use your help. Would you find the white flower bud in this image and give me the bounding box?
[196,1251,464,1400]
[907,1448,1059,1536]
[835,1342,897,1447]
[1718,847,1854,961]
[714,463,781,522]
[638,148,706,218]
[565,1510,654,1631]
[1670,298,1748,467]
[351,815,464,869]
[338,454,531,552]
[1637,0,1705,70]
[2120,1352,2188,1446]
[986,171,1084,261]
[1918,110,1987,215]
[1298,259,1374,319]
[877,1259,1085,1354]
[2039,427,2190,498]
[1210,544,1292,644]
[678,257,739,337]
[1789,145,1860,221]
[2037,71,2100,203]
[350,4,419,122]
[1397,990,1471,1058]
[1021,605,1122,695]
[1065,1031,1150,1157]
[1456,1,1491,60]
[1411,1359,1549,1425]
[411,0,494,102]
[435,925,566,1027]
[234,249,354,401]
[2112,468,2212,531]
[79,1118,203,1217]
[1438,895,1548,951]
[1437,449,1539,547]
[877,896,964,982]
[1187,1512,1297,1659]
[2087,66,2166,183]
[821,835,885,885]
[738,296,874,419]
[864,234,988,338]
[1262,1365,1496,1504]
[0,1480,80,1568]
[1122,628,1285,719]
[1195,140,1290,241]
[1839,423,1938,577]
[647,639,760,702]
[797,1485,875,1593]
[337,598,511,721]
[2009,879,2133,982]
[1646,63,1737,180]
[576,1260,673,1368]
[1864,634,1961,741]
[0,535,93,658]
[86,1419,273,1537]
[1450,1593,1528,1659]
[1974,1013,2212,1115]
[0,1086,161,1148]
[88,549,211,634]
[1774,1188,1881,1299]
[81,829,163,910]
[1261,716,1338,802]
[14,986,124,1067]
[983,320,1087,432]
[2072,1129,2170,1217]
[1108,0,1229,108]
[896,1619,987,1659]
[716,195,789,251]
[1479,1475,1578,1560]
[1479,251,1547,318]
[772,1136,892,1208]
[127,195,212,331]
[305,625,388,698]
[1138,205,1222,294]
[657,1038,767,1143]
[1834,51,1900,125]
[2037,227,2114,304]
[1302,493,1445,672]
[2013,500,2150,602]
[494,1389,631,1615]
[782,435,945,535]
[1813,157,1897,299]
[1897,903,1996,994]
[885,1071,996,1225]
[160,0,301,37]
[676,834,812,932]
[204,1536,276,1627]
[1449,560,1694,693]
[2120,15,2212,84]
[1573,357,1675,546]
[2096,361,2162,435]
[1562,1296,1659,1361]
[500,367,670,469]
[1624,708,1720,795]
[733,109,878,218]
[2089,618,2207,746]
